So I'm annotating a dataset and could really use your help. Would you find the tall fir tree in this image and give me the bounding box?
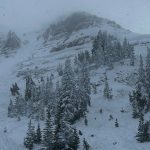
[35,122,42,144]
[60,58,76,122]
[67,128,80,150]
[43,105,53,150]
[53,98,66,150]
[136,113,150,143]
[24,120,35,150]
[130,45,135,66]
[8,99,14,118]
[137,55,145,92]
[103,73,112,99]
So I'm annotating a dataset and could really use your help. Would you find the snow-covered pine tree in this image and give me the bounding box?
[43,105,53,150]
[45,75,54,105]
[103,73,113,99]
[10,82,20,96]
[115,119,119,127]
[137,55,145,92]
[136,113,147,143]
[129,89,146,118]
[53,95,80,149]
[122,38,128,58]
[79,61,91,106]
[54,81,61,111]
[35,85,45,121]
[130,45,135,66]
[53,98,66,150]
[84,116,88,126]
[25,74,36,102]
[60,58,76,122]
[24,120,35,150]
[14,94,26,117]
[129,90,139,118]
[92,31,108,66]
[143,121,149,142]
[35,122,42,144]
[67,128,80,150]
[8,99,14,118]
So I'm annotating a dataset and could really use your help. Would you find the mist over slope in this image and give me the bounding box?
[0,12,150,150]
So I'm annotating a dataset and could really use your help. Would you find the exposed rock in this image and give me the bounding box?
[3,31,21,50]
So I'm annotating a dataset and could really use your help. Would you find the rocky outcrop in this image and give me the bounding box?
[3,31,21,50]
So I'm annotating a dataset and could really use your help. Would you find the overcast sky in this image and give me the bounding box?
[0,0,150,34]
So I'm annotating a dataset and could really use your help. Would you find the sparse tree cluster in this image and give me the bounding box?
[92,31,134,66]
[73,31,134,69]
[8,74,55,120]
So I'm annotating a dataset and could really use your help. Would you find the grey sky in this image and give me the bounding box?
[0,0,150,34]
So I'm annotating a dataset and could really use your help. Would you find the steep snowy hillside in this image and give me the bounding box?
[0,12,150,150]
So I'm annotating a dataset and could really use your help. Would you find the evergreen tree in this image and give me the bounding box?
[143,121,149,142]
[136,113,145,142]
[103,73,112,99]
[43,105,53,150]
[67,128,80,150]
[115,119,119,127]
[24,120,35,150]
[137,55,145,92]
[14,94,26,117]
[60,58,76,122]
[129,90,146,118]
[84,116,88,126]
[122,38,128,58]
[53,98,66,150]
[130,45,135,66]
[78,61,91,107]
[8,99,14,118]
[25,74,35,102]
[35,122,42,144]
[72,128,80,150]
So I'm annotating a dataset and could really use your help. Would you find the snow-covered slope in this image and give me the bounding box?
[0,12,150,150]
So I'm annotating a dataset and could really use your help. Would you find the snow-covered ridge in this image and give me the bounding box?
[36,12,150,52]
